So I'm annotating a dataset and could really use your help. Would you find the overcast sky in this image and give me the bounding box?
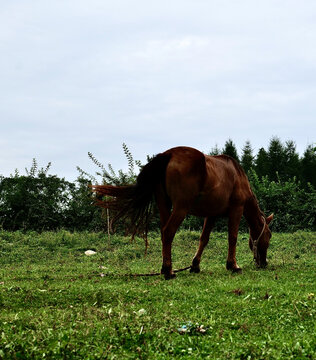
[1,1,316,180]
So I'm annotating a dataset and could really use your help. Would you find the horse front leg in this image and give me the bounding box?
[226,206,243,273]
[190,217,215,273]
[160,208,186,280]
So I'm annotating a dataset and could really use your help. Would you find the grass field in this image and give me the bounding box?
[0,230,315,359]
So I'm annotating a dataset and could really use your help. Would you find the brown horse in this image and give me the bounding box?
[93,146,273,279]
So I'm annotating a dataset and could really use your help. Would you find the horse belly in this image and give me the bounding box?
[189,191,230,217]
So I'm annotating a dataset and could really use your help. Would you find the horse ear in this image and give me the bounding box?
[266,213,274,224]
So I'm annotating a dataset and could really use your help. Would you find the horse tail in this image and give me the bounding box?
[91,152,171,238]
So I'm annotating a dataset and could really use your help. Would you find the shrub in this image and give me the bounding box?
[248,170,316,232]
[0,169,103,232]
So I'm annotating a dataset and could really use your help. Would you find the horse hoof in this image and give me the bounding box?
[258,261,268,269]
[226,261,242,273]
[232,268,242,274]
[164,272,176,280]
[190,266,200,273]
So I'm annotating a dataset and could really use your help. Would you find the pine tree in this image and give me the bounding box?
[209,144,221,156]
[241,140,254,174]
[284,140,300,180]
[267,136,286,181]
[222,139,239,162]
[301,144,316,187]
[255,147,269,178]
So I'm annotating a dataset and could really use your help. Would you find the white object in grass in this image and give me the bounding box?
[85,250,97,256]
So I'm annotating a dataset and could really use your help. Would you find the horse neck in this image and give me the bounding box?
[243,196,264,238]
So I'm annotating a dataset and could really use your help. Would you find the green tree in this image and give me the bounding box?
[209,144,221,156]
[301,144,316,188]
[222,139,239,162]
[255,147,269,178]
[267,136,286,181]
[284,140,301,180]
[241,140,254,174]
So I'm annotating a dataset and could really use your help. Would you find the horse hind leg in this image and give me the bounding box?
[190,217,215,273]
[155,184,172,236]
[160,207,187,280]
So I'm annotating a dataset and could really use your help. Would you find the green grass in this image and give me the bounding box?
[0,230,315,359]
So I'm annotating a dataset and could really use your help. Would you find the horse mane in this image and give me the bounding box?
[246,191,266,217]
[214,154,246,177]
[214,155,266,219]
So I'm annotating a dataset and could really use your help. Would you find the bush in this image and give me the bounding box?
[248,170,316,232]
[0,174,104,232]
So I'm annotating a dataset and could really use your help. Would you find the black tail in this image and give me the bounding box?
[92,152,171,237]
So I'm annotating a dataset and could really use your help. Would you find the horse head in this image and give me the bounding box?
[249,214,274,268]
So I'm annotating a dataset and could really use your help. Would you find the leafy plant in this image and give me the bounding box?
[0,160,103,232]
[77,143,142,186]
[248,170,316,231]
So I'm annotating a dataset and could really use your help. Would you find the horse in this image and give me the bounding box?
[92,146,273,279]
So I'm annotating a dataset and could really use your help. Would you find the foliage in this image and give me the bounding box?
[0,230,315,359]
[63,177,104,232]
[0,160,103,232]
[208,144,221,156]
[252,137,316,186]
[266,136,288,181]
[284,140,301,179]
[248,170,316,232]
[222,138,239,162]
[0,161,71,231]
[77,143,142,186]
[76,144,148,235]
[255,147,269,178]
[301,144,316,188]
[240,140,254,174]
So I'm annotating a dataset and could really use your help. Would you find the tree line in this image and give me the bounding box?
[184,137,316,232]
[214,136,316,188]
[0,138,315,233]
